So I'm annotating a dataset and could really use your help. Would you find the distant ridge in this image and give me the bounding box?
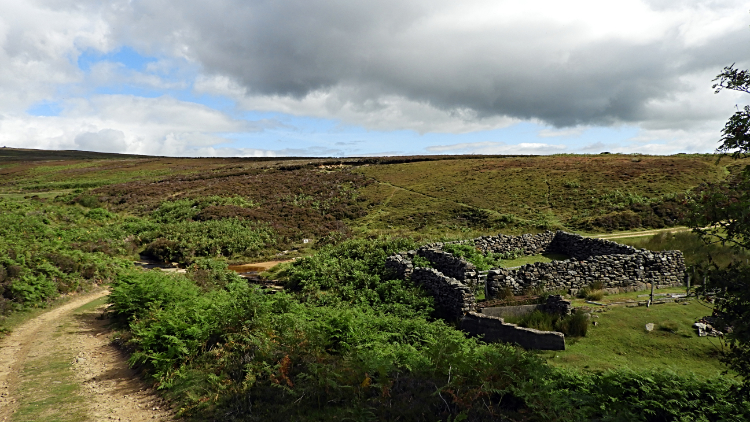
[0,147,543,164]
[0,147,153,162]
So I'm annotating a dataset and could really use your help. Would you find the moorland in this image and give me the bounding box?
[0,149,749,421]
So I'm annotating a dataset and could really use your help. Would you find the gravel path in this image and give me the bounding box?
[0,290,177,421]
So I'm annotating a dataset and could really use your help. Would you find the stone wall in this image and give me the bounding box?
[387,231,686,300]
[547,231,638,260]
[485,249,685,297]
[385,230,685,348]
[474,232,556,255]
[411,267,476,319]
[416,247,478,285]
[460,312,566,350]
[385,251,415,280]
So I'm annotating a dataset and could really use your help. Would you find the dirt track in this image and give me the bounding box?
[592,227,691,240]
[0,290,176,421]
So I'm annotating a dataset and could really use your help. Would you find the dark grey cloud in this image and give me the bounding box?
[40,0,750,134]
[101,0,750,129]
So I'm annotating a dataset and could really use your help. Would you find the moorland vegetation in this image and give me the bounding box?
[1,150,749,420]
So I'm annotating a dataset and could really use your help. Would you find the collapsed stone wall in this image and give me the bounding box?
[385,230,685,350]
[386,230,686,300]
[411,268,476,319]
[485,250,685,297]
[416,247,478,285]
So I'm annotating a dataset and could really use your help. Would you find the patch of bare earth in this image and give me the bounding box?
[0,290,177,422]
[72,294,176,422]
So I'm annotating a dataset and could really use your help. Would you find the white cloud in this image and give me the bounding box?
[135,0,750,130]
[1,0,749,155]
[426,141,567,154]
[538,127,587,138]
[0,95,275,156]
[0,0,111,112]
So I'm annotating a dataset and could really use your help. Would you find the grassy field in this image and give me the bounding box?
[545,298,728,378]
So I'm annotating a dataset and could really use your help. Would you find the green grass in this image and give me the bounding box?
[544,300,728,378]
[353,155,739,236]
[74,295,108,313]
[570,287,687,306]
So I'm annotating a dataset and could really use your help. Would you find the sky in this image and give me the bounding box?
[1,1,749,157]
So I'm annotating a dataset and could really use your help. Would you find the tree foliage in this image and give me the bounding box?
[713,64,750,159]
[688,64,750,395]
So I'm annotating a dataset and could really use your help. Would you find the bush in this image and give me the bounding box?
[585,289,605,301]
[140,219,277,264]
[556,310,589,337]
[441,243,521,271]
[143,238,182,263]
[281,237,433,318]
[186,258,244,291]
[517,310,555,331]
[109,270,202,322]
[9,274,57,306]
[76,194,100,208]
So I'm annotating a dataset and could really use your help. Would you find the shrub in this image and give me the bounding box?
[140,219,277,264]
[281,237,433,318]
[411,255,432,268]
[109,270,202,322]
[9,274,57,305]
[186,258,244,291]
[585,289,605,301]
[441,243,520,270]
[85,207,113,220]
[76,194,100,208]
[556,310,589,337]
[517,310,555,331]
[143,238,182,263]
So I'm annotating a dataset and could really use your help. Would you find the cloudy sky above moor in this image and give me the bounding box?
[1,0,749,157]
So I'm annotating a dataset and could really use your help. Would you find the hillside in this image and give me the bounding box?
[1,149,749,421]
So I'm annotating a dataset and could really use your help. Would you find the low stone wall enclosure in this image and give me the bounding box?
[385,230,686,350]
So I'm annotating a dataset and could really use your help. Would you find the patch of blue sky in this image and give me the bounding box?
[78,46,157,72]
[26,101,63,117]
[217,118,645,156]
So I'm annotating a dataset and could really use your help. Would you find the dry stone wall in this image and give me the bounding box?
[486,250,684,297]
[384,230,685,350]
[474,232,556,255]
[410,267,476,319]
[416,247,478,285]
[386,230,686,300]
[460,312,566,350]
[546,231,638,260]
